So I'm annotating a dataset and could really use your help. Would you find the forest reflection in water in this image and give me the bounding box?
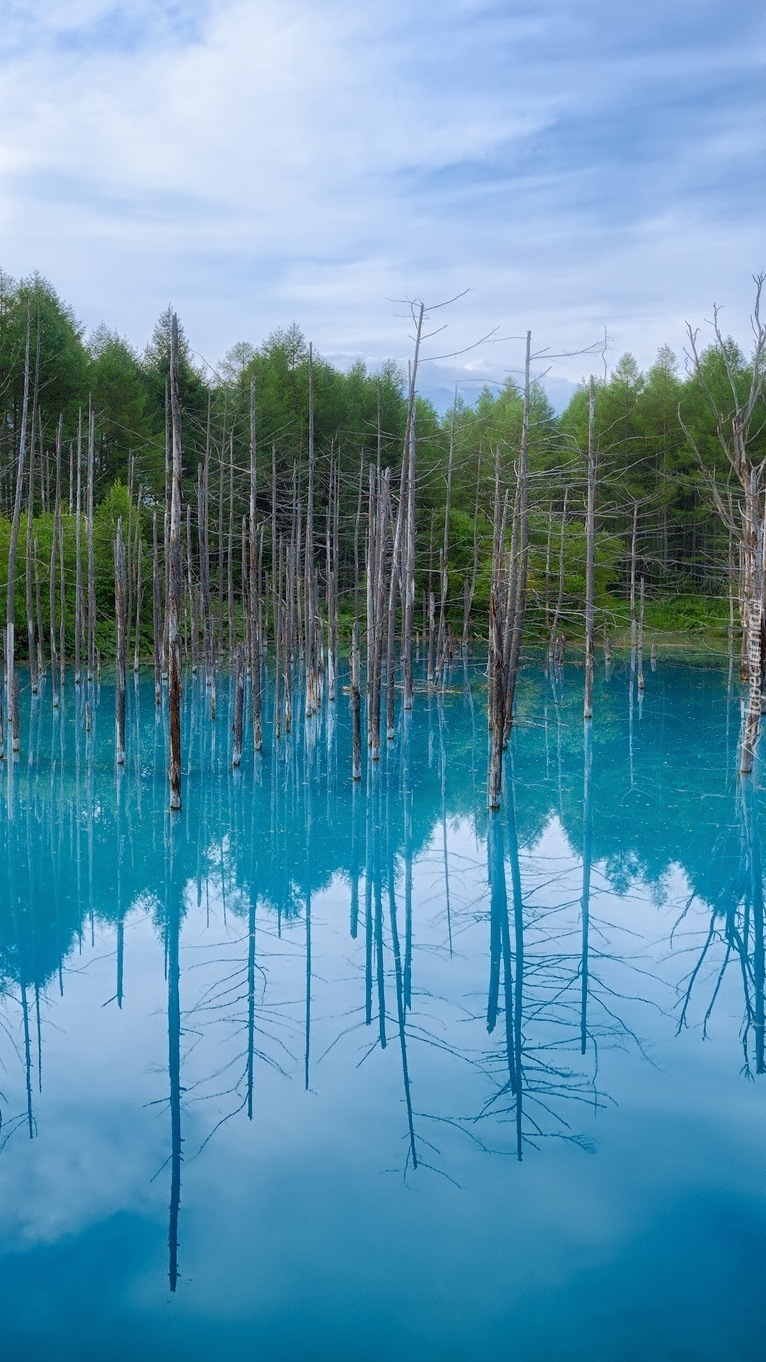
[0,655,765,1359]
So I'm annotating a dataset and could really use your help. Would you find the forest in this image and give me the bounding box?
[0,268,754,664]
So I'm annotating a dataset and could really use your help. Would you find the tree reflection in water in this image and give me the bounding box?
[0,657,763,1291]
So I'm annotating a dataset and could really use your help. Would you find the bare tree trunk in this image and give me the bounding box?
[86,400,96,681]
[351,617,362,780]
[248,378,262,752]
[305,343,317,716]
[583,375,596,720]
[186,505,197,673]
[26,410,38,695]
[74,410,83,685]
[125,454,135,665]
[436,413,454,686]
[505,330,532,728]
[629,500,638,670]
[354,452,364,627]
[463,455,481,649]
[114,518,126,765]
[34,535,45,682]
[741,474,763,773]
[51,415,62,707]
[544,506,553,635]
[167,315,184,810]
[549,488,569,662]
[227,433,235,661]
[637,575,645,692]
[402,409,417,711]
[152,512,162,706]
[232,643,244,767]
[6,303,31,751]
[49,533,59,709]
[488,591,506,809]
[133,537,143,672]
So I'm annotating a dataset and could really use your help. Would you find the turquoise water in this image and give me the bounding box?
[0,657,764,1361]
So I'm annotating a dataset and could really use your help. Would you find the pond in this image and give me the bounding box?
[0,656,764,1361]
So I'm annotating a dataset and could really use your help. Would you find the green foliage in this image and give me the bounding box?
[1,270,760,654]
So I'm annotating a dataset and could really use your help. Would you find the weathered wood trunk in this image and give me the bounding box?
[167,316,184,810]
[248,378,262,752]
[629,500,638,670]
[436,419,454,687]
[51,416,63,707]
[74,411,83,685]
[351,618,362,781]
[114,518,127,764]
[583,375,596,720]
[232,643,244,768]
[133,536,143,672]
[462,455,481,650]
[504,331,532,727]
[305,343,317,717]
[637,576,645,692]
[152,513,162,706]
[6,303,31,751]
[86,404,96,683]
[488,591,506,809]
[741,475,763,774]
[26,410,38,695]
[49,533,59,709]
[548,487,569,663]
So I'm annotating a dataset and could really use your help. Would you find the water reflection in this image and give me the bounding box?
[0,656,763,1315]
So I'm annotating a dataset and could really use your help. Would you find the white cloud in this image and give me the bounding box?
[0,0,765,392]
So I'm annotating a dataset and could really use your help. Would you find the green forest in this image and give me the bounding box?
[0,269,755,660]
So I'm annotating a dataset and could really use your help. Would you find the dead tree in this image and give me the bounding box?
[504,330,532,728]
[167,315,184,810]
[351,618,362,781]
[74,411,83,685]
[682,278,766,773]
[25,407,38,696]
[86,403,96,683]
[583,375,596,720]
[6,303,31,752]
[548,487,569,664]
[248,378,262,752]
[152,513,162,705]
[114,518,127,765]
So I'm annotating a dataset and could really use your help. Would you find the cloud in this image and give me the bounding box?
[0,0,765,393]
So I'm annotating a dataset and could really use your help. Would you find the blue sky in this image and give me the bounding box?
[1,0,764,406]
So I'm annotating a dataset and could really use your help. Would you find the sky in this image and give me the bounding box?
[1,0,765,409]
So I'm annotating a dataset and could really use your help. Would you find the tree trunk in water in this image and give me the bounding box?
[583,375,596,720]
[629,500,638,671]
[351,619,362,781]
[741,477,763,774]
[74,411,83,686]
[248,378,262,752]
[114,518,126,764]
[87,404,96,683]
[25,412,38,695]
[51,415,63,707]
[152,513,162,706]
[168,316,184,810]
[232,643,244,768]
[637,576,645,692]
[6,303,31,751]
[488,592,506,809]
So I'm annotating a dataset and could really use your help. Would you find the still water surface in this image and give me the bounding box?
[0,658,764,1360]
